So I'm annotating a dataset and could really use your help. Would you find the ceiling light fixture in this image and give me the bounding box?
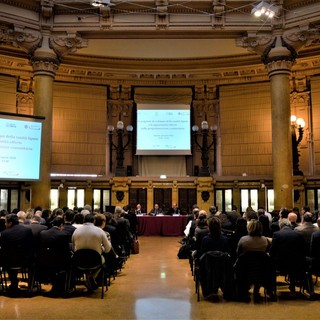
[91,0,106,7]
[251,1,279,19]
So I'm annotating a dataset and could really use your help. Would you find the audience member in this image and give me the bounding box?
[288,212,299,229]
[270,208,290,234]
[229,217,248,262]
[237,219,270,255]
[200,216,230,256]
[193,213,209,258]
[114,206,133,256]
[63,209,76,242]
[72,214,112,292]
[38,217,72,296]
[295,213,318,255]
[123,205,138,237]
[94,213,124,271]
[242,206,254,220]
[258,206,272,222]
[236,219,272,302]
[17,211,27,224]
[269,219,310,296]
[25,215,48,247]
[226,205,241,227]
[258,214,272,237]
[34,209,46,225]
[0,209,8,232]
[292,206,302,223]
[184,208,199,238]
[0,214,35,295]
[72,213,84,228]
[83,204,92,213]
[104,212,124,257]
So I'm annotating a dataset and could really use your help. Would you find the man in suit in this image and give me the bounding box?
[38,217,72,296]
[295,213,318,255]
[166,203,181,216]
[25,215,48,248]
[269,218,314,298]
[135,203,143,215]
[148,203,163,216]
[62,209,76,243]
[0,213,35,294]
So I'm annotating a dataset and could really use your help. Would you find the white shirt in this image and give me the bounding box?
[72,222,112,254]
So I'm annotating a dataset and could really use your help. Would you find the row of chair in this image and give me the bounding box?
[0,247,126,299]
[193,250,316,302]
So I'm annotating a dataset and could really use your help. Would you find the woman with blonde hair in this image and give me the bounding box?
[236,219,269,255]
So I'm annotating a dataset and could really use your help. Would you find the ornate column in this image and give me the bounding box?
[237,27,319,209]
[30,33,59,209]
[265,35,295,209]
[29,26,87,208]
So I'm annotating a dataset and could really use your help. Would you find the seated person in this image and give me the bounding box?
[167,203,181,215]
[200,216,229,257]
[72,214,112,292]
[148,204,163,216]
[135,203,143,215]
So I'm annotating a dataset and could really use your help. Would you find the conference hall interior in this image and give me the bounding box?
[1,0,320,319]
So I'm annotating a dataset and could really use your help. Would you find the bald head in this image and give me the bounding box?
[288,212,298,223]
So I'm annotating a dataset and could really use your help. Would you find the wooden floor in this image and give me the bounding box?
[1,236,320,320]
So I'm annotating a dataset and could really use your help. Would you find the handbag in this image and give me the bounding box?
[132,235,140,254]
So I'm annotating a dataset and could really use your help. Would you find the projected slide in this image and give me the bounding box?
[136,104,191,155]
[0,116,42,180]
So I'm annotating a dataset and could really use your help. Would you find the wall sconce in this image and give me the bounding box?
[251,1,280,19]
[192,120,217,177]
[291,115,305,176]
[108,120,133,176]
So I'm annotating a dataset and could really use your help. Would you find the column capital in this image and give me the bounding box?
[50,33,88,59]
[30,32,88,77]
[30,33,59,77]
[0,25,42,55]
[236,27,320,68]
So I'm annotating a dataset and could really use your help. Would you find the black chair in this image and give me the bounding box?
[195,250,234,302]
[0,249,35,296]
[276,258,315,300]
[234,251,277,302]
[35,246,72,297]
[72,249,106,299]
